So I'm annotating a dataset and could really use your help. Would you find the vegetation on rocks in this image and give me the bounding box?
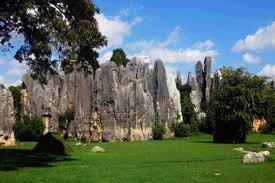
[110,48,130,67]
[152,124,166,140]
[14,115,45,141]
[34,132,71,155]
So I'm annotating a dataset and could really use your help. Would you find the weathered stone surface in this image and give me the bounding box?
[167,76,182,123]
[0,84,15,146]
[187,72,202,113]
[22,71,62,132]
[243,151,270,164]
[204,57,212,104]
[91,146,105,153]
[187,57,213,113]
[21,59,181,141]
[262,142,275,148]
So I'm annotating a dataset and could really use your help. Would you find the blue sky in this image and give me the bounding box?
[1,0,275,86]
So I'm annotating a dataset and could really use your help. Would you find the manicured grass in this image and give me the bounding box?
[0,133,274,183]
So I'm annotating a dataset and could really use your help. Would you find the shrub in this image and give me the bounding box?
[199,111,215,134]
[33,133,71,155]
[14,115,45,141]
[173,123,191,137]
[58,108,75,131]
[259,123,272,134]
[190,117,199,134]
[152,124,166,140]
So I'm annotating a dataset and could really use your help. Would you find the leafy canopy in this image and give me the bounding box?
[0,0,107,80]
[212,67,273,143]
[110,48,130,67]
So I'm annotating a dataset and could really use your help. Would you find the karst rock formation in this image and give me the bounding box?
[0,84,15,146]
[187,57,212,113]
[20,59,182,141]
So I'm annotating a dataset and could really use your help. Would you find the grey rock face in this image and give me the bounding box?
[0,84,15,146]
[204,57,212,104]
[187,57,212,113]
[21,59,181,141]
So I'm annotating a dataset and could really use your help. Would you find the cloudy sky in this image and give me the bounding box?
[0,0,275,86]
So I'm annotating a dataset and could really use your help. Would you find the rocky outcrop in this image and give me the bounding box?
[187,57,212,113]
[21,59,182,141]
[0,84,15,146]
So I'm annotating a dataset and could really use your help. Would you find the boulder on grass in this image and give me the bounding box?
[91,146,105,153]
[262,142,275,148]
[243,151,270,164]
[33,133,71,155]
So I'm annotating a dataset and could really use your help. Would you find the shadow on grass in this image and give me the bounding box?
[143,157,243,165]
[192,141,260,145]
[0,149,75,171]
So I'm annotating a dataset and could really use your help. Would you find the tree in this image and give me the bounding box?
[110,48,130,67]
[176,82,198,123]
[212,67,272,143]
[0,0,107,81]
[9,84,22,121]
[176,79,198,134]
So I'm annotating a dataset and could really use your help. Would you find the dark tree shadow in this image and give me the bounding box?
[0,149,75,171]
[192,140,260,145]
[143,157,243,165]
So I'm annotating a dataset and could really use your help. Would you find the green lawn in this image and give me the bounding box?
[0,133,274,183]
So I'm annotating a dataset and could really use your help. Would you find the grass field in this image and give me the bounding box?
[0,133,274,183]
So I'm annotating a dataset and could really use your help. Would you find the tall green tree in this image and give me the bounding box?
[212,67,272,143]
[9,85,22,121]
[176,80,198,134]
[0,0,107,81]
[110,48,129,67]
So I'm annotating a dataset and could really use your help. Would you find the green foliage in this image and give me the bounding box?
[176,83,196,122]
[14,115,45,141]
[265,88,275,132]
[0,0,107,80]
[110,48,130,67]
[8,84,22,121]
[33,132,71,155]
[152,124,166,140]
[173,123,191,137]
[212,67,273,143]
[199,93,216,134]
[58,108,75,131]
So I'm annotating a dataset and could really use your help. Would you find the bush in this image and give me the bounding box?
[58,108,75,131]
[152,124,166,140]
[173,123,191,137]
[259,123,272,134]
[199,111,215,134]
[213,117,247,144]
[14,115,45,141]
[190,117,199,134]
[33,133,71,155]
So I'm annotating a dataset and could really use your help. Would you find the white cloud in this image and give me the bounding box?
[165,66,178,78]
[0,75,4,84]
[128,28,218,64]
[98,51,113,63]
[258,64,275,77]
[192,40,215,50]
[95,13,142,47]
[0,59,4,64]
[7,59,28,77]
[160,26,183,47]
[233,21,275,52]
[242,53,261,64]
